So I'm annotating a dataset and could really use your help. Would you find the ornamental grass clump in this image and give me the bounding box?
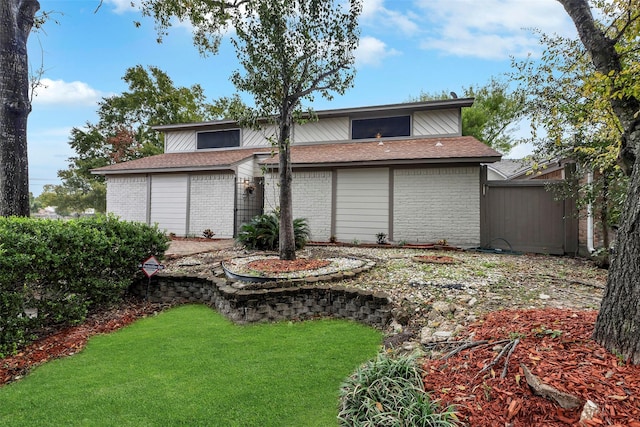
[338,352,460,427]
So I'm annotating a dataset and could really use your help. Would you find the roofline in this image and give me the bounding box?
[92,155,501,175]
[152,98,475,132]
[485,164,509,179]
[92,165,236,175]
[261,156,502,169]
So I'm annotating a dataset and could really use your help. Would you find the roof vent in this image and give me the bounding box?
[435,141,443,147]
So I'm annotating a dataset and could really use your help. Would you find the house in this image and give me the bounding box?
[92,99,502,246]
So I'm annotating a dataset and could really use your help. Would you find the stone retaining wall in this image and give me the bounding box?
[130,274,392,328]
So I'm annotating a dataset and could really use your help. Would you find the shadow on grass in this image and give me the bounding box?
[0,305,382,427]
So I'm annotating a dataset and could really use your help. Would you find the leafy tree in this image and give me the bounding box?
[512,27,628,251]
[0,0,40,217]
[556,0,640,364]
[42,65,222,213]
[141,0,362,260]
[412,78,525,154]
[28,192,41,212]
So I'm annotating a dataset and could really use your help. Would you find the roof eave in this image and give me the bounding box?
[92,165,236,175]
[260,156,502,169]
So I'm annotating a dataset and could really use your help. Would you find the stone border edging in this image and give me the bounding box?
[129,273,392,328]
[221,257,376,288]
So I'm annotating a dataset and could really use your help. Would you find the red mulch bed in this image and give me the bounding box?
[0,300,165,387]
[3,302,640,427]
[170,237,221,242]
[247,258,330,274]
[422,309,640,426]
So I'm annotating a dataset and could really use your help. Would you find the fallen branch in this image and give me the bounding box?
[569,279,605,290]
[475,339,519,380]
[435,339,512,360]
[440,340,489,360]
[520,363,582,409]
[501,337,519,378]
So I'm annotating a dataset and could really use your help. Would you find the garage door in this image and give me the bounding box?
[150,174,188,236]
[335,168,389,242]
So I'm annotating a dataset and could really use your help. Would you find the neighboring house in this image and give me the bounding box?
[93,99,501,246]
[486,159,532,180]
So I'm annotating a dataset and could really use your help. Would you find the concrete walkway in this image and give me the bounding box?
[165,239,236,257]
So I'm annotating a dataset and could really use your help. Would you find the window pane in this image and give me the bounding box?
[352,116,411,139]
[197,129,240,149]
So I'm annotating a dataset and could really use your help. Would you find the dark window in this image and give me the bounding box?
[197,129,240,149]
[351,115,411,139]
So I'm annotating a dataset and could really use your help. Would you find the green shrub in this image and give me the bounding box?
[236,211,310,251]
[0,215,169,357]
[338,352,459,427]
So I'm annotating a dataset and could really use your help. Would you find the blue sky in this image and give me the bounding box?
[27,0,578,196]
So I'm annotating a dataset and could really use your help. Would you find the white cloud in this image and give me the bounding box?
[355,36,401,67]
[415,0,577,60]
[31,79,106,107]
[361,0,420,36]
[105,0,141,14]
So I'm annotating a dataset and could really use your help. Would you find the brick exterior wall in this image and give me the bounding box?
[106,175,148,223]
[189,173,235,238]
[264,170,332,241]
[393,167,480,247]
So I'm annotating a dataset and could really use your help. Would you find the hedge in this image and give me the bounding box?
[0,215,169,357]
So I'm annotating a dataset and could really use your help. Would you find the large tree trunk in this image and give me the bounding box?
[595,159,640,363]
[0,0,39,217]
[557,0,640,363]
[278,110,296,261]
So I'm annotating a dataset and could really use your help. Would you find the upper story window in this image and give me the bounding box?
[351,115,411,139]
[197,129,240,149]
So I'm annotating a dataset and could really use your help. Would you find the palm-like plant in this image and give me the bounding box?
[236,212,309,251]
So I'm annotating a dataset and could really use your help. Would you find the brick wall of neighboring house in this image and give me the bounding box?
[532,169,563,180]
[264,170,333,241]
[189,173,235,238]
[106,175,148,223]
[393,166,481,247]
[578,207,617,254]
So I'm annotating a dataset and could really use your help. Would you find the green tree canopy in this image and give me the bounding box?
[411,78,525,154]
[141,0,362,260]
[510,1,638,247]
[553,0,640,364]
[37,65,224,213]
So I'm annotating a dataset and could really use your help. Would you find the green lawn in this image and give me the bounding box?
[0,305,382,426]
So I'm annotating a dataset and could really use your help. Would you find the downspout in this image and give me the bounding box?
[587,171,595,253]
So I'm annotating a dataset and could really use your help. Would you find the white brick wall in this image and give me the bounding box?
[393,167,480,247]
[264,170,332,241]
[106,175,148,223]
[189,173,236,238]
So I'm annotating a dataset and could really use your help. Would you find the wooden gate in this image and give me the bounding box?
[480,170,578,255]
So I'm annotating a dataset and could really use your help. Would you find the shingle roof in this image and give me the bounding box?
[92,147,260,174]
[261,136,501,166]
[486,159,531,179]
[92,136,501,175]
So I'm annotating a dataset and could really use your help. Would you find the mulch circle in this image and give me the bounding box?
[246,258,331,274]
[412,255,460,264]
[422,309,640,426]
